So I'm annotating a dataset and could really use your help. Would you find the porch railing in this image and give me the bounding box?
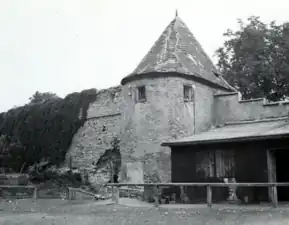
[106,182,289,208]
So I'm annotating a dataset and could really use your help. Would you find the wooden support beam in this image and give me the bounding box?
[68,188,76,200]
[207,185,212,208]
[32,188,37,200]
[68,188,71,200]
[267,149,277,202]
[272,185,278,208]
[114,186,120,204]
[154,186,159,207]
[180,186,184,203]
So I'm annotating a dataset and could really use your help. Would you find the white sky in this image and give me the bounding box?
[0,0,289,112]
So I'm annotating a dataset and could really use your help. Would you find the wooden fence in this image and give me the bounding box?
[0,185,37,199]
[67,187,100,200]
[106,182,289,208]
[2,183,289,208]
[0,185,106,201]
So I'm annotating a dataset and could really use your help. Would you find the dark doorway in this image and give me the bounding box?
[275,149,289,201]
[113,174,119,183]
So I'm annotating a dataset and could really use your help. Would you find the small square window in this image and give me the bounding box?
[184,85,194,102]
[137,86,146,102]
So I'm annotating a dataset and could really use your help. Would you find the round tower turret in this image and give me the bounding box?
[118,15,233,184]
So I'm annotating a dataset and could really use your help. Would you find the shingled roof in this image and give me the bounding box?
[121,14,234,91]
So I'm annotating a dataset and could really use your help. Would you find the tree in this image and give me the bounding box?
[0,134,26,172]
[216,16,289,101]
[29,91,59,104]
[0,88,97,172]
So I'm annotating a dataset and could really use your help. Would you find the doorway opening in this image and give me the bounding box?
[275,149,289,201]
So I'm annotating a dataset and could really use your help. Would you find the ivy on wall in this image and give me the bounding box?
[0,88,97,172]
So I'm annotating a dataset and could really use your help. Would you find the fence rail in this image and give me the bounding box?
[0,185,109,201]
[106,182,289,208]
[0,185,37,199]
[2,183,289,208]
[106,182,289,187]
[67,187,98,200]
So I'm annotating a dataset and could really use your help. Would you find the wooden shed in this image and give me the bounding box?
[162,117,289,203]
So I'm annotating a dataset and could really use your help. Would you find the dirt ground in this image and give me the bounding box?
[1,199,289,225]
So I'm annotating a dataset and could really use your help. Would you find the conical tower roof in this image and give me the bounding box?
[121,15,233,91]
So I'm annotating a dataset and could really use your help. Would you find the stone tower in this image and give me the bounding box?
[118,15,234,184]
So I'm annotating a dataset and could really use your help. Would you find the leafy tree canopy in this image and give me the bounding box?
[29,91,60,104]
[0,89,97,172]
[216,16,289,101]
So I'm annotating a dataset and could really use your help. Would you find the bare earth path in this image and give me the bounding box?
[1,199,289,225]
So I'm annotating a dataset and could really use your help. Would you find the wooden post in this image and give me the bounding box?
[67,188,70,200]
[32,187,37,200]
[154,185,159,207]
[115,186,120,204]
[180,186,184,203]
[272,184,278,208]
[267,149,277,202]
[68,188,70,200]
[206,185,212,208]
[72,189,76,200]
[68,188,72,200]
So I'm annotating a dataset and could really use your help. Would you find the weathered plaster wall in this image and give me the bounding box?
[194,81,220,133]
[86,86,123,118]
[119,74,218,183]
[214,92,289,125]
[66,74,231,186]
[66,86,123,185]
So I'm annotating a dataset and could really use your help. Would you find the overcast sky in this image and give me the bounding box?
[0,0,289,112]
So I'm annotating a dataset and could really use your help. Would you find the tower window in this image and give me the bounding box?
[184,85,194,102]
[137,86,146,102]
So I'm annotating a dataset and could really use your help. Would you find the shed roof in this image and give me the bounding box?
[161,117,289,147]
[121,15,234,91]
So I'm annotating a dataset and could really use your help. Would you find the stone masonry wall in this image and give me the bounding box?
[119,75,219,183]
[66,86,123,186]
[66,75,229,186]
[214,92,289,125]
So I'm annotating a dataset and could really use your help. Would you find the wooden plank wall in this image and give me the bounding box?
[194,149,235,180]
[171,143,269,203]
